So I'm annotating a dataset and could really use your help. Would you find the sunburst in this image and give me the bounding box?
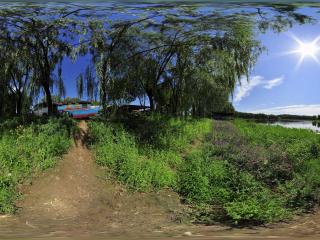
[282,33,320,70]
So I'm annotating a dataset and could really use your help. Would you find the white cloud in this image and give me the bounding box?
[234,75,284,103]
[251,104,320,116]
[263,77,284,89]
[234,76,263,102]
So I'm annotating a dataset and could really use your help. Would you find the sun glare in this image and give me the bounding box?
[281,33,320,70]
[297,42,319,58]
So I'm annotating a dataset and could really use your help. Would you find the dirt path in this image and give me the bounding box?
[0,121,320,239]
[0,121,186,239]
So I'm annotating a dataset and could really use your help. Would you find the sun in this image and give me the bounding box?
[281,33,320,70]
[297,42,319,58]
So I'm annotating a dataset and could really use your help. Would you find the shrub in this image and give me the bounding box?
[178,146,290,224]
[0,118,74,213]
[90,117,318,225]
[178,150,212,203]
[88,116,212,192]
[89,122,178,191]
[230,120,320,217]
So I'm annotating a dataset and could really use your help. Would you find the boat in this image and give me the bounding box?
[33,101,101,119]
[62,106,101,119]
[57,101,101,119]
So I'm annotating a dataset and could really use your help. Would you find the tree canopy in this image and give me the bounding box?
[0,2,315,117]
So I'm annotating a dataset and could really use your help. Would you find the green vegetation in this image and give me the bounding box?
[0,1,319,229]
[0,118,75,213]
[233,120,320,208]
[177,121,289,224]
[89,116,320,225]
[88,115,212,191]
[186,119,320,224]
[235,111,315,121]
[0,3,311,117]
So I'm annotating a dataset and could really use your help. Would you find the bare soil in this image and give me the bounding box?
[0,121,320,239]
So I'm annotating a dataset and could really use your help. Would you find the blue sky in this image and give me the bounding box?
[233,8,320,115]
[60,6,320,116]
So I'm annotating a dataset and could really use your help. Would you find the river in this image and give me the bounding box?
[269,120,320,132]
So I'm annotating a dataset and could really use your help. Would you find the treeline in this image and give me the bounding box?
[0,3,312,118]
[234,112,315,121]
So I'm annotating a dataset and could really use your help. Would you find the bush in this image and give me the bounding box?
[178,150,212,203]
[178,146,290,224]
[89,122,177,191]
[117,114,212,152]
[90,117,318,225]
[234,119,320,167]
[228,120,320,219]
[0,117,74,213]
[88,116,212,192]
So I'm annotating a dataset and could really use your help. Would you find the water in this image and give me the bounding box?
[269,120,320,132]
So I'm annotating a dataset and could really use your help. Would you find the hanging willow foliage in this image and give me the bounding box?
[76,73,84,100]
[0,2,314,117]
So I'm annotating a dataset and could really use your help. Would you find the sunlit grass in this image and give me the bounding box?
[88,116,212,192]
[0,118,75,213]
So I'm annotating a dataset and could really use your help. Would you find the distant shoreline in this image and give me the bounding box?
[212,111,319,122]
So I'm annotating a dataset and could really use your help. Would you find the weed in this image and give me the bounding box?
[88,116,212,192]
[0,117,74,213]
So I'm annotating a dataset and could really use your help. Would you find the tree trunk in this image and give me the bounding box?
[100,77,108,114]
[191,105,196,117]
[0,100,3,118]
[101,86,107,113]
[146,89,155,112]
[100,58,110,114]
[43,84,53,115]
[16,93,23,115]
[0,83,3,118]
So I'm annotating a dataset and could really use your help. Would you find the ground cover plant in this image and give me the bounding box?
[88,114,212,192]
[179,119,320,224]
[233,120,320,209]
[178,121,291,224]
[0,117,75,213]
[89,116,320,225]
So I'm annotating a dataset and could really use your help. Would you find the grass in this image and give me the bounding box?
[88,114,212,192]
[5,113,317,225]
[87,115,320,225]
[233,120,320,209]
[0,117,75,213]
[178,143,290,224]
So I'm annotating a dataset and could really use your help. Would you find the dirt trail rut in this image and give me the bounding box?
[0,121,185,239]
[0,121,320,239]
[17,121,100,221]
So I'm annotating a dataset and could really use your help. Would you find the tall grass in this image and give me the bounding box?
[233,120,320,210]
[0,118,75,213]
[89,117,320,225]
[177,119,320,224]
[177,145,289,224]
[88,115,212,192]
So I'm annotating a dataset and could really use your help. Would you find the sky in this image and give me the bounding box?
[59,5,320,116]
[233,8,320,116]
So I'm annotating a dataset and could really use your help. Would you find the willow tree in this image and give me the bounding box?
[77,65,98,101]
[0,2,313,117]
[76,73,84,99]
[0,6,84,115]
[0,49,9,118]
[86,16,150,112]
[5,46,33,115]
[0,31,33,116]
[119,11,263,116]
[159,21,261,116]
